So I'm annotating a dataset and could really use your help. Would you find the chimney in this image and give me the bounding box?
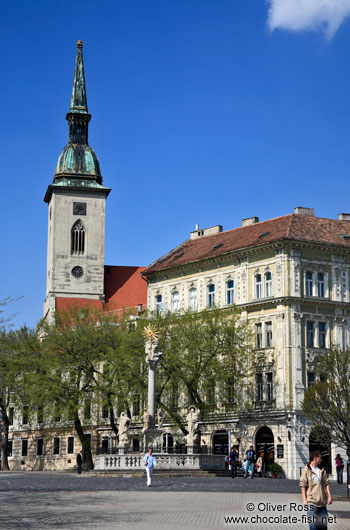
[294,207,315,216]
[338,213,350,221]
[190,225,223,239]
[241,217,259,227]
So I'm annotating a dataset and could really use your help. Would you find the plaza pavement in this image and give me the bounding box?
[0,472,349,529]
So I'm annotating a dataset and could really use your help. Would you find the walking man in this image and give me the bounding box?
[76,450,83,474]
[300,449,332,530]
[229,446,239,478]
[244,445,256,479]
[143,448,156,487]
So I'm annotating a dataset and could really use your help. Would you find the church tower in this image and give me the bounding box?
[44,41,111,321]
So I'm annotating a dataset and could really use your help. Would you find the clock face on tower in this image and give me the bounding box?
[73,202,86,215]
[71,266,84,278]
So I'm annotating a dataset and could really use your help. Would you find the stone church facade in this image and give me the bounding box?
[143,209,350,479]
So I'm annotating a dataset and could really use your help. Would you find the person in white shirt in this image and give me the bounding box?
[143,448,156,487]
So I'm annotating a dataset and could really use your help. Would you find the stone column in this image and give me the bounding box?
[144,340,164,450]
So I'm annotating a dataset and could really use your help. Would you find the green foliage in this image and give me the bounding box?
[268,462,283,475]
[146,306,252,431]
[302,347,350,458]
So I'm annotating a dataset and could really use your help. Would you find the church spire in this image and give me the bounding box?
[70,40,88,113]
[66,40,91,144]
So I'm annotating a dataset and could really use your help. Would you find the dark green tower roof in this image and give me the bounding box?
[44,41,110,203]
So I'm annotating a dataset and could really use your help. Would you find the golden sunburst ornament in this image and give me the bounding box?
[143,324,160,343]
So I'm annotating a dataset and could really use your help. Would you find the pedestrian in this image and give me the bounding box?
[244,445,256,479]
[300,449,332,530]
[229,446,239,478]
[256,452,265,478]
[143,447,156,487]
[335,454,344,485]
[76,450,83,474]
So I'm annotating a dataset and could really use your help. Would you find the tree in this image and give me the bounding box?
[0,326,38,471]
[147,306,252,434]
[302,347,350,458]
[38,307,147,467]
[98,314,146,439]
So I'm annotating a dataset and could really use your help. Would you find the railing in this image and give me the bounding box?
[94,453,226,471]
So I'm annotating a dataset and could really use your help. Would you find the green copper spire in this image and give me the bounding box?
[70,40,88,113]
[66,40,91,144]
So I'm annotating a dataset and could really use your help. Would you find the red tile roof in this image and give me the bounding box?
[55,266,147,315]
[104,265,147,312]
[144,214,350,274]
[56,297,103,312]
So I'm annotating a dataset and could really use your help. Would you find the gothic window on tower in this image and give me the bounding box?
[71,220,85,255]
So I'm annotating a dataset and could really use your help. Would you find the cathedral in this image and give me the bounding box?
[43,40,147,322]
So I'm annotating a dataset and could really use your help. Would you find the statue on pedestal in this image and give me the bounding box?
[118,411,130,445]
[143,409,150,431]
[157,409,163,429]
[185,406,200,446]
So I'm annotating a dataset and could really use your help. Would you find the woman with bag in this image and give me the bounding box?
[143,448,156,487]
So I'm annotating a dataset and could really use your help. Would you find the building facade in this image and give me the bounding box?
[143,207,350,479]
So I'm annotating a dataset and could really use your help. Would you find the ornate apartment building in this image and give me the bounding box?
[142,208,350,478]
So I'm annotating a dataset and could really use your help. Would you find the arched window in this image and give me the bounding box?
[226,280,234,305]
[255,274,262,299]
[207,284,215,308]
[265,272,272,297]
[189,288,197,310]
[171,291,179,312]
[71,220,85,255]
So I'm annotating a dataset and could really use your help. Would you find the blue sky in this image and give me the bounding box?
[2,0,350,328]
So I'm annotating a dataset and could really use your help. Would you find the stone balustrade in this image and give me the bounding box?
[94,453,225,471]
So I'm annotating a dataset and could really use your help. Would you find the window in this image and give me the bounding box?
[255,373,263,401]
[54,404,61,423]
[255,323,262,348]
[189,288,197,310]
[102,404,109,419]
[9,407,14,426]
[53,437,60,455]
[318,322,327,348]
[37,405,44,424]
[101,437,109,451]
[255,274,262,299]
[171,291,179,312]
[8,440,13,457]
[307,372,315,387]
[71,220,85,255]
[207,284,215,308]
[307,321,314,347]
[67,436,75,454]
[155,294,162,313]
[226,280,234,305]
[21,439,28,457]
[266,373,273,401]
[225,378,235,405]
[84,399,91,421]
[265,272,272,297]
[37,438,44,456]
[306,271,313,296]
[22,406,29,425]
[317,273,325,297]
[265,322,273,347]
